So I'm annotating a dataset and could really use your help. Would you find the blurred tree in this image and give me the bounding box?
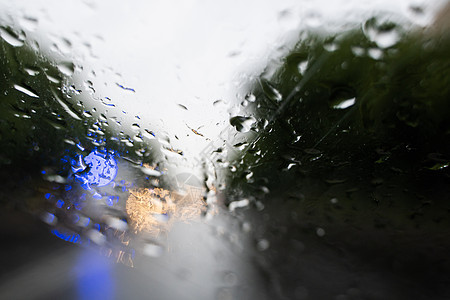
[229,14,450,193]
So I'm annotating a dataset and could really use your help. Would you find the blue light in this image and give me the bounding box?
[105,196,114,206]
[56,199,65,208]
[75,249,115,300]
[82,217,91,227]
[72,214,80,223]
[65,185,72,191]
[51,229,81,243]
[77,143,85,151]
[45,193,51,200]
[73,150,118,188]
[42,212,55,224]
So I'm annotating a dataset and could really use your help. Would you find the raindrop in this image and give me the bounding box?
[41,212,57,225]
[368,48,383,60]
[50,87,82,120]
[13,84,39,98]
[297,60,308,75]
[228,199,250,212]
[83,110,93,118]
[24,67,40,76]
[242,222,251,233]
[19,16,38,32]
[125,139,134,147]
[57,62,75,76]
[363,17,401,49]
[316,227,326,237]
[140,166,161,177]
[133,134,144,143]
[244,93,256,102]
[303,148,321,155]
[58,38,72,54]
[325,178,346,184]
[256,239,270,251]
[324,42,338,52]
[233,142,248,150]
[45,73,61,84]
[142,242,164,257]
[229,116,256,133]
[116,83,135,92]
[105,216,128,231]
[260,80,282,102]
[144,129,156,139]
[351,46,365,56]
[331,97,356,109]
[87,229,106,245]
[213,99,224,106]
[0,27,25,47]
[304,12,322,28]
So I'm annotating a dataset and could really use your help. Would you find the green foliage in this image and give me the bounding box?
[230,18,450,192]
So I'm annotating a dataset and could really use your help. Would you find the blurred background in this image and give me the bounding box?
[0,0,449,299]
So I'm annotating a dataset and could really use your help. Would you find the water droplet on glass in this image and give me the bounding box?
[142,242,164,257]
[50,87,82,120]
[13,84,39,98]
[316,227,326,237]
[304,148,321,155]
[304,12,322,28]
[105,216,128,231]
[233,142,248,150]
[363,17,401,49]
[24,66,40,76]
[133,134,144,143]
[256,238,270,251]
[351,46,365,57]
[368,48,383,60]
[331,97,356,109]
[41,212,57,225]
[229,116,256,133]
[57,62,75,76]
[260,80,282,102]
[0,27,25,47]
[87,229,106,245]
[324,42,338,52]
[244,93,256,102]
[228,198,250,212]
[19,15,38,31]
[140,166,161,177]
[298,60,308,75]
[46,73,61,84]
[83,110,93,118]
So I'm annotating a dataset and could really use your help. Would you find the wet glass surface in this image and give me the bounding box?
[0,0,449,299]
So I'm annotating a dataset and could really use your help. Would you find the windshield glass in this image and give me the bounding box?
[0,1,449,299]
